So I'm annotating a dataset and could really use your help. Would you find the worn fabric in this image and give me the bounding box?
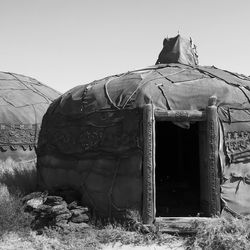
[38,109,143,218]
[0,71,60,193]
[0,72,60,151]
[155,35,198,65]
[38,152,142,218]
[219,105,250,215]
[38,109,142,156]
[50,64,250,118]
[38,63,250,218]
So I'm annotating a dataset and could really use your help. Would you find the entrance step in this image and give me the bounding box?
[155,217,216,234]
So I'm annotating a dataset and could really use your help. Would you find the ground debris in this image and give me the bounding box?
[22,191,90,231]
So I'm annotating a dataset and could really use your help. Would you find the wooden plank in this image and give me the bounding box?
[156,217,216,234]
[142,104,156,224]
[206,96,221,216]
[155,110,206,122]
[199,121,210,216]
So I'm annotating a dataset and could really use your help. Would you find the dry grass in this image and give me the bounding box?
[189,216,250,250]
[1,161,250,249]
[0,158,37,193]
[1,188,250,250]
[0,226,181,250]
[95,224,175,246]
[0,232,64,250]
[0,188,179,249]
[0,189,34,237]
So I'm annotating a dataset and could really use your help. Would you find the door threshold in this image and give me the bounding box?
[155,217,215,234]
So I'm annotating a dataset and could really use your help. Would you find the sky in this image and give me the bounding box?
[0,0,250,93]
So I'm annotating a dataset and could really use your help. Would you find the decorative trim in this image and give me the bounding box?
[142,104,155,224]
[155,110,206,122]
[0,123,39,130]
[225,131,250,152]
[0,123,40,150]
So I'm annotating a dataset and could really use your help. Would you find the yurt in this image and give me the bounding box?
[37,35,250,225]
[0,72,60,193]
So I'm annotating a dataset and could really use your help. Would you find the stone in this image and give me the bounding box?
[56,220,69,227]
[67,201,78,210]
[70,213,89,223]
[34,204,52,214]
[44,196,63,205]
[54,212,72,222]
[26,197,44,209]
[22,191,91,231]
[75,206,88,212]
[22,191,48,203]
[48,201,64,206]
[50,202,68,215]
[70,208,88,216]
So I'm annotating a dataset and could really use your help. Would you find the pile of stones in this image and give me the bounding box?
[22,192,90,230]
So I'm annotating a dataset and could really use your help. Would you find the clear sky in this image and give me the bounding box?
[1,0,249,93]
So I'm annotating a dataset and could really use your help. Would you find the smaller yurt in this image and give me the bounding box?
[0,72,60,193]
[37,35,250,225]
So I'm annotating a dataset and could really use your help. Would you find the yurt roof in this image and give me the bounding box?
[50,63,250,118]
[0,71,60,151]
[0,71,60,124]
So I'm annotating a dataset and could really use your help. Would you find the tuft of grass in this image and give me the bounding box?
[39,219,178,248]
[189,216,250,250]
[94,223,175,246]
[0,230,101,250]
[0,158,37,193]
[39,226,101,250]
[0,189,34,236]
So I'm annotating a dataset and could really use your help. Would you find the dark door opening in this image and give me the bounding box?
[156,121,201,217]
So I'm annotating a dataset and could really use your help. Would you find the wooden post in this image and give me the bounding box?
[206,96,220,216]
[199,121,209,215]
[142,104,155,224]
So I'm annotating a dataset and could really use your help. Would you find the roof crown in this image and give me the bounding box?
[156,34,198,66]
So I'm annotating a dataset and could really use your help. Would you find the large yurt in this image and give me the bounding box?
[0,72,60,193]
[37,35,250,224]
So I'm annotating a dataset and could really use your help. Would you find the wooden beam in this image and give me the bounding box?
[156,217,216,234]
[155,110,206,121]
[199,121,210,215]
[142,104,155,224]
[206,96,221,216]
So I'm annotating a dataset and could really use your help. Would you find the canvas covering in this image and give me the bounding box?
[38,62,250,218]
[0,72,60,153]
[0,72,60,193]
[156,34,198,65]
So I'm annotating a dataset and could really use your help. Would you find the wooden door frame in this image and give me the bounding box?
[142,96,220,224]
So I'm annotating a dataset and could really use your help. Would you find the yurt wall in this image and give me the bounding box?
[0,72,60,194]
[38,108,144,219]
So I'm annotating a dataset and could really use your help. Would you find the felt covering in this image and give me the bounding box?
[218,106,250,216]
[48,64,250,118]
[0,71,60,155]
[0,71,60,193]
[38,62,250,218]
[156,35,198,65]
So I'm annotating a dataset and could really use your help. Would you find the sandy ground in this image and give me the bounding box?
[0,232,186,250]
[103,241,186,250]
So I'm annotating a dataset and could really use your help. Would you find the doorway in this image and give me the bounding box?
[155,121,201,217]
